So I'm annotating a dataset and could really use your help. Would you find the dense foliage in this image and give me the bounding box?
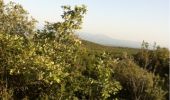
[0,0,169,100]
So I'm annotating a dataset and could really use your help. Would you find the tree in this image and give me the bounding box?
[0,3,88,99]
[0,0,36,38]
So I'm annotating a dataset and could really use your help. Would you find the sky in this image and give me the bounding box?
[5,0,170,48]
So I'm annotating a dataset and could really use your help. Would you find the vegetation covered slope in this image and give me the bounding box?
[81,40,140,57]
[0,0,169,100]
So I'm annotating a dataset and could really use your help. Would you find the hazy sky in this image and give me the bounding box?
[5,0,170,47]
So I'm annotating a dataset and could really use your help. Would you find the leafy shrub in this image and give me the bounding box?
[134,41,169,99]
[114,59,167,100]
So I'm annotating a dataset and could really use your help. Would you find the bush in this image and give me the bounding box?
[114,59,167,100]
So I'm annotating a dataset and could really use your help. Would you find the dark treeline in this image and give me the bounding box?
[0,0,169,100]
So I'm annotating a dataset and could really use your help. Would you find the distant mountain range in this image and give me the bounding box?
[77,33,142,48]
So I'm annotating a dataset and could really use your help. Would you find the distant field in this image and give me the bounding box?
[81,40,140,57]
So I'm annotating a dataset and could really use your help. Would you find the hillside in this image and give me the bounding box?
[77,33,141,48]
[81,40,140,57]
